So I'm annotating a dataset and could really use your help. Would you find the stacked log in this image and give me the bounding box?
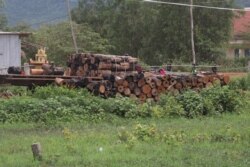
[56,72,229,102]
[112,73,225,102]
[66,53,138,78]
[61,53,231,101]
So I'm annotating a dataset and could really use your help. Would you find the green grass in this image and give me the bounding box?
[0,110,250,167]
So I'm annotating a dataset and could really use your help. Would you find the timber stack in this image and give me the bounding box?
[61,53,230,102]
[66,53,138,78]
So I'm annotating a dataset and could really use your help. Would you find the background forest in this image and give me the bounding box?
[0,0,250,65]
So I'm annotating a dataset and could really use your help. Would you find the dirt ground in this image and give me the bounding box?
[219,72,248,79]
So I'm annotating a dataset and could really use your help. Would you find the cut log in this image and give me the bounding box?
[142,84,152,94]
[134,87,141,96]
[138,78,146,87]
[151,88,158,96]
[83,64,89,72]
[129,82,135,90]
[98,70,112,78]
[116,79,124,86]
[123,80,129,87]
[153,77,162,87]
[124,88,131,96]
[118,85,125,93]
[197,83,204,89]
[163,80,170,88]
[64,68,71,76]
[162,75,169,81]
[98,62,112,70]
[197,74,210,84]
[55,78,65,86]
[174,82,183,90]
[149,82,156,89]
[192,77,198,87]
[157,86,166,94]
[145,77,152,84]
[76,66,85,76]
[99,84,106,94]
[222,75,230,85]
[90,56,96,64]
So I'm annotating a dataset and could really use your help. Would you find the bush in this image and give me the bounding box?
[177,91,204,118]
[157,94,185,117]
[0,85,245,124]
[201,86,244,114]
[31,86,90,99]
[229,73,250,91]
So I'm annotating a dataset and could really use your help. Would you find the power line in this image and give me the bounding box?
[143,0,250,11]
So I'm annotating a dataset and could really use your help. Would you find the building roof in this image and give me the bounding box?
[0,32,32,37]
[233,10,250,36]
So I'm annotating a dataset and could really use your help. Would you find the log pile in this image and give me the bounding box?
[111,72,229,102]
[66,53,138,78]
[61,53,230,101]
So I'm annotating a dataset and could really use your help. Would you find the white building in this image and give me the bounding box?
[0,32,30,74]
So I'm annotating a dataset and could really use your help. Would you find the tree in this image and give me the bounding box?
[0,0,7,30]
[71,0,236,65]
[28,22,113,65]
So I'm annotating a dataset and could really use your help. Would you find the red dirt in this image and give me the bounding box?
[219,72,248,79]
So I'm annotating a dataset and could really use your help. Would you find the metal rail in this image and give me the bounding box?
[0,74,103,87]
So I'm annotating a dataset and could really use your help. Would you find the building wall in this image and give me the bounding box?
[227,39,250,59]
[0,35,21,74]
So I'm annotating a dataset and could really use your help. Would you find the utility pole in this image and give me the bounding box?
[190,0,196,65]
[66,0,79,53]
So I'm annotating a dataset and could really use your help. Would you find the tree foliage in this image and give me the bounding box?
[0,0,7,30]
[72,0,235,65]
[23,22,113,65]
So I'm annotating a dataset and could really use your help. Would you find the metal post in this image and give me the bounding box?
[190,0,196,65]
[66,0,79,53]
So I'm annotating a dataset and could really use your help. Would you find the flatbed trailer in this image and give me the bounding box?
[0,74,103,87]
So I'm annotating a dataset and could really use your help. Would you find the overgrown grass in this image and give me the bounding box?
[0,79,249,166]
[0,107,249,167]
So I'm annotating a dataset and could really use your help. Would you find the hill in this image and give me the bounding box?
[236,0,250,7]
[2,0,250,27]
[3,0,77,26]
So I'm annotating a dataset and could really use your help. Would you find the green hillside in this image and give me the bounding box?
[2,0,250,27]
[3,0,77,26]
[237,0,250,7]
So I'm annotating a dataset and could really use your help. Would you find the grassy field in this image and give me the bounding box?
[0,107,250,167]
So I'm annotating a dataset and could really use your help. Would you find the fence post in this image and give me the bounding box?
[31,143,42,161]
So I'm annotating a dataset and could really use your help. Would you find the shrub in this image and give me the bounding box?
[177,91,204,118]
[133,124,157,141]
[200,86,244,114]
[158,94,185,117]
[229,73,250,91]
[32,86,90,99]
[0,85,245,124]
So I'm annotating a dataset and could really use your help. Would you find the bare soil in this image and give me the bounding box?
[219,72,248,79]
